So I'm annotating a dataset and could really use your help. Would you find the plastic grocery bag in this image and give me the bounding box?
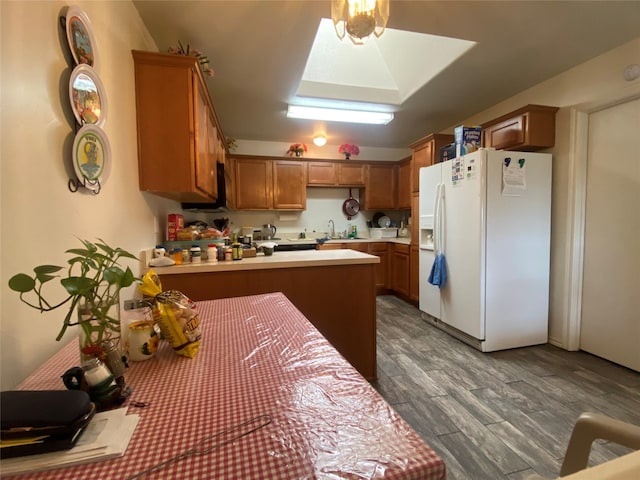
[139,270,201,358]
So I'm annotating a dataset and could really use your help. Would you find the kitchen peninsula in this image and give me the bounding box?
[143,249,379,379]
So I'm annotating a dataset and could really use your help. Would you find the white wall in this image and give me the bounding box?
[186,188,410,241]
[0,1,178,389]
[450,37,640,348]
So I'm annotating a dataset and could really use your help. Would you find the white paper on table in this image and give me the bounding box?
[0,408,140,476]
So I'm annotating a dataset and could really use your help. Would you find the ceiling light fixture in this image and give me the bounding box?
[287,105,394,125]
[313,135,327,147]
[331,0,389,45]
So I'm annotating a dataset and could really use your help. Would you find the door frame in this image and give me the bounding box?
[563,90,640,350]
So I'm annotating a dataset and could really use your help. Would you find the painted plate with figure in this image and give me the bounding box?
[72,124,111,192]
[65,5,99,69]
[69,64,107,127]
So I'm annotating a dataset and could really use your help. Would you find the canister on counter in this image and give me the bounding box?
[224,247,232,261]
[172,248,183,265]
[217,245,225,261]
[182,248,190,263]
[232,242,243,260]
[190,245,201,263]
[207,244,218,262]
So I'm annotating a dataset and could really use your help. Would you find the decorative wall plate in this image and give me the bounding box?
[72,124,111,192]
[69,64,107,127]
[65,5,99,69]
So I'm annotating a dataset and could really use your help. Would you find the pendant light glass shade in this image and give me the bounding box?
[332,0,389,45]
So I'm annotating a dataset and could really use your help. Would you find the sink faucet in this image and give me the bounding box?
[328,219,335,237]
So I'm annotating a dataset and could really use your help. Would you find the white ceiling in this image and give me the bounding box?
[132,0,640,149]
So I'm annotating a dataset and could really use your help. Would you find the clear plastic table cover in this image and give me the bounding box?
[12,292,445,479]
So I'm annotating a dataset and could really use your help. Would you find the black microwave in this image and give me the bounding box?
[181,162,227,212]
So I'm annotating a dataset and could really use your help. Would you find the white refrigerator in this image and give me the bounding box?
[418,148,552,351]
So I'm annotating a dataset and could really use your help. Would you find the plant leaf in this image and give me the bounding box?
[8,274,36,293]
[61,276,97,296]
[121,267,137,287]
[33,265,62,284]
[103,266,124,285]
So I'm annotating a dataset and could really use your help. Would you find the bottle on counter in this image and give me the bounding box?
[190,245,201,263]
[182,248,190,263]
[224,247,232,261]
[172,248,183,265]
[232,242,243,260]
[207,244,218,262]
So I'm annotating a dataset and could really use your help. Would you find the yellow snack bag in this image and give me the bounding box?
[139,270,201,358]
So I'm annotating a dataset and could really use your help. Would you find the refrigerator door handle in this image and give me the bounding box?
[439,183,445,253]
[433,183,441,253]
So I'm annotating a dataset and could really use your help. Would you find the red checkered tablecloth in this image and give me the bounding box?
[6,293,445,479]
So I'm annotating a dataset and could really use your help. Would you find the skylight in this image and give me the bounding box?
[289,18,476,115]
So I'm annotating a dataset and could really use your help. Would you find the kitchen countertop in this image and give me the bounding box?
[143,249,379,275]
[322,237,411,245]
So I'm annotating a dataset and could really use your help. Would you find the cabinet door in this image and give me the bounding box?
[409,246,419,303]
[363,164,396,210]
[411,141,432,193]
[345,242,368,253]
[318,243,344,250]
[396,160,411,209]
[392,247,410,297]
[369,242,388,289]
[273,160,306,210]
[410,134,453,192]
[307,162,337,185]
[235,158,272,209]
[337,164,365,186]
[225,156,236,209]
[482,105,558,151]
[195,86,217,199]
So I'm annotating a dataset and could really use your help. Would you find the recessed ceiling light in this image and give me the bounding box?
[287,105,394,125]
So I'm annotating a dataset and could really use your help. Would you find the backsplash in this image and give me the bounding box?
[178,187,410,240]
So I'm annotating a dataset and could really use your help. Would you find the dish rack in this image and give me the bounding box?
[370,228,398,239]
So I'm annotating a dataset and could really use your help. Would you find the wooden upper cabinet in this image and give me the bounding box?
[233,156,306,210]
[307,161,365,186]
[307,162,337,185]
[337,163,365,186]
[195,87,217,199]
[235,157,272,209]
[396,157,411,210]
[409,133,454,193]
[132,50,226,202]
[482,104,559,151]
[273,160,306,210]
[361,163,396,210]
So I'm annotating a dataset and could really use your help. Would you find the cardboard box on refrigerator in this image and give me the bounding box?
[454,125,482,157]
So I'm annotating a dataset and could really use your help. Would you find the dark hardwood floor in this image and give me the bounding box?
[372,295,640,479]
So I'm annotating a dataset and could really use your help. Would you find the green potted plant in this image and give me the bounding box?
[8,238,139,362]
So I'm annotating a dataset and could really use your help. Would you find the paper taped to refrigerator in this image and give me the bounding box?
[502,157,527,196]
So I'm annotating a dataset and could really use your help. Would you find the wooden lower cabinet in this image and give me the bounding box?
[368,242,389,291]
[319,241,408,295]
[409,246,419,304]
[391,243,410,298]
[157,263,377,380]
